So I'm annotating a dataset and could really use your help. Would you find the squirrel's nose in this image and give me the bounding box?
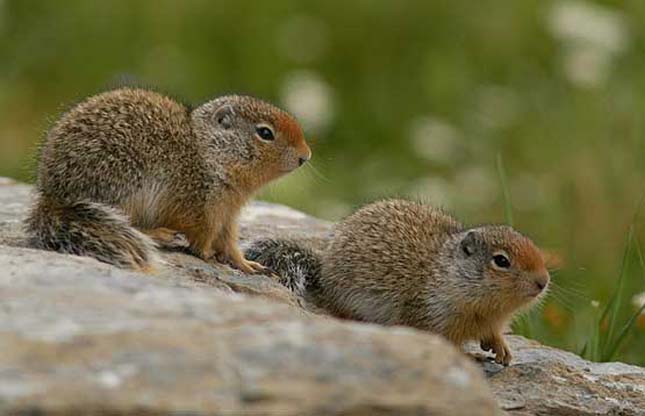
[533,271,550,292]
[299,150,311,166]
[298,145,312,167]
[298,144,312,167]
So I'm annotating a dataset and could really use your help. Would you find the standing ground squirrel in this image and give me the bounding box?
[246,199,550,365]
[26,87,311,273]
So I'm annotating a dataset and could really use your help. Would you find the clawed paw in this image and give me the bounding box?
[480,335,512,366]
[208,257,265,274]
[233,259,271,274]
[494,344,512,366]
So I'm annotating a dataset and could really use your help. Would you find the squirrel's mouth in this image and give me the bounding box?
[526,283,548,299]
[280,165,300,174]
[526,272,550,298]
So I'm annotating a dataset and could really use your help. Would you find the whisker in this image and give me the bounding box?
[559,276,588,293]
[306,162,331,183]
[544,289,576,313]
[551,280,590,302]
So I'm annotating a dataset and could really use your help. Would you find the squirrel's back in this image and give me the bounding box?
[319,200,464,324]
[37,88,196,205]
[247,200,465,322]
[28,88,195,270]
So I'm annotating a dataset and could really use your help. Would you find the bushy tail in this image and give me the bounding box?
[244,238,322,297]
[25,194,157,270]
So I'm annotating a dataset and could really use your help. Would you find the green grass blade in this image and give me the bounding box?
[579,341,588,359]
[603,233,645,360]
[604,303,645,361]
[598,226,633,359]
[592,303,601,361]
[496,153,513,227]
[496,153,535,339]
[634,237,645,282]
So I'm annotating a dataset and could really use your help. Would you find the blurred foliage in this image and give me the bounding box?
[1,0,644,364]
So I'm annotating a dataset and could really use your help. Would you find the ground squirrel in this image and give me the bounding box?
[246,199,549,365]
[26,87,311,273]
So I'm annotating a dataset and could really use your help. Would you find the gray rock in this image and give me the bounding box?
[0,178,643,415]
[469,338,645,415]
[0,179,498,415]
[0,245,499,415]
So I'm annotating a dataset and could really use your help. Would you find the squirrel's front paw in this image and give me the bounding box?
[481,335,512,366]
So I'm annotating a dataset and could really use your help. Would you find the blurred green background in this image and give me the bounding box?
[1,0,644,364]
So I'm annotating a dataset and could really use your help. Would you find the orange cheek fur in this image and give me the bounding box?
[514,240,547,274]
[275,114,310,159]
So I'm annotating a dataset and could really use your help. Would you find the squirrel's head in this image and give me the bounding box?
[453,226,549,313]
[192,95,311,189]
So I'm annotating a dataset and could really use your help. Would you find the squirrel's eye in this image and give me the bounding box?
[256,126,275,141]
[492,254,511,269]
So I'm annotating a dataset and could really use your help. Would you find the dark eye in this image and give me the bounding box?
[492,254,511,269]
[256,126,275,141]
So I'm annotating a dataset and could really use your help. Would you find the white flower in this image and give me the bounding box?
[547,1,629,88]
[408,116,462,165]
[548,1,628,53]
[281,71,334,134]
[632,292,645,314]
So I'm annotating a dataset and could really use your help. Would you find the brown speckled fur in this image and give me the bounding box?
[246,199,550,365]
[26,87,310,273]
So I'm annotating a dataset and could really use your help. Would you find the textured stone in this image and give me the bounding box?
[0,178,643,416]
[469,337,645,415]
[0,179,497,415]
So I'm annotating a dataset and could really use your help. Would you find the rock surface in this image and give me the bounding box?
[470,339,645,415]
[0,178,498,415]
[0,177,643,415]
[0,246,496,415]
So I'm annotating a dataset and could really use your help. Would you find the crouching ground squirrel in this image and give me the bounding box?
[246,199,550,365]
[26,87,311,273]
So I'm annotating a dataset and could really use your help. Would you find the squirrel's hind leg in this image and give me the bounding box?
[180,224,256,273]
[177,211,268,274]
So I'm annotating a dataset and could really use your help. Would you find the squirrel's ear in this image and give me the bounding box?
[460,231,480,256]
[213,105,235,129]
